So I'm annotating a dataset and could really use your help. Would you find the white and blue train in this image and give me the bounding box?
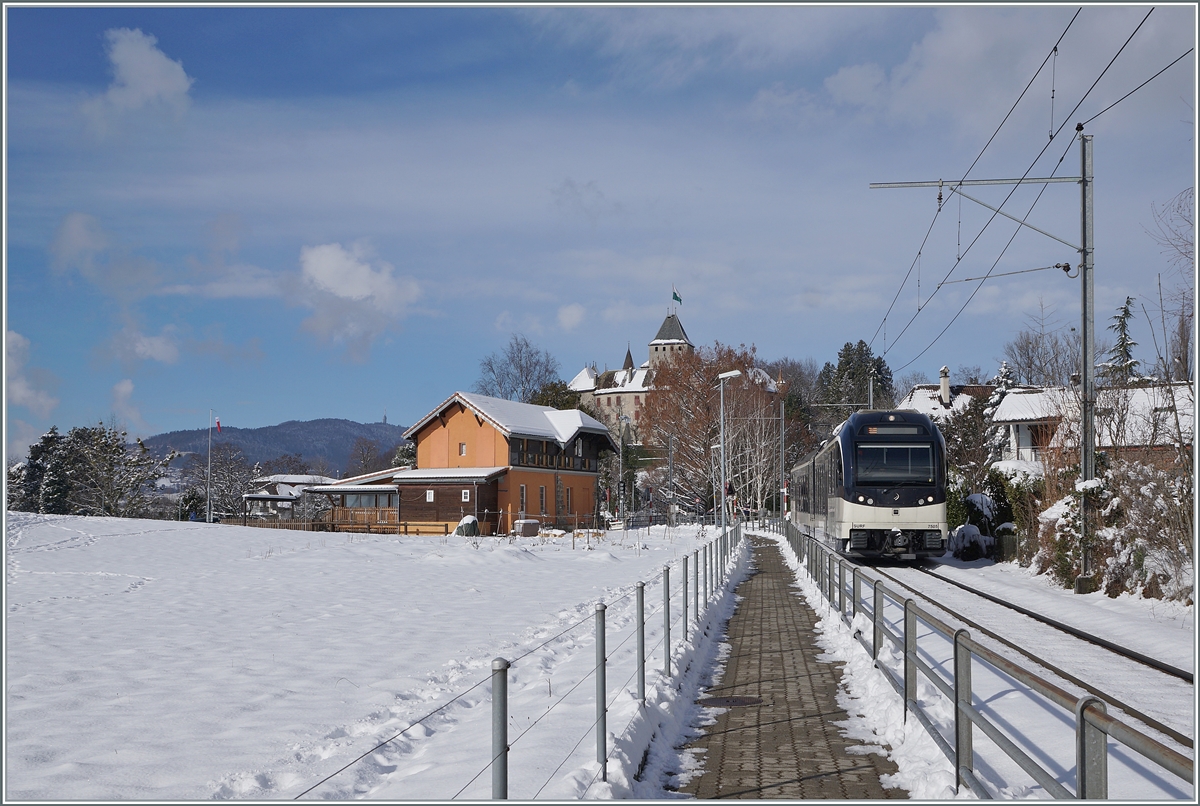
[790,410,948,560]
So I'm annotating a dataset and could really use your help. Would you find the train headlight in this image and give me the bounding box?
[867,498,874,505]
[857,495,865,503]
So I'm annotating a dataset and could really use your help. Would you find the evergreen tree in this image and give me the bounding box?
[61,423,177,517]
[985,361,1016,465]
[817,340,894,420]
[1099,296,1141,387]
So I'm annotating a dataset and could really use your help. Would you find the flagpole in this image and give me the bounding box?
[207,409,212,524]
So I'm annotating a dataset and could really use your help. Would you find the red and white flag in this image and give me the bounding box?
[215,416,221,434]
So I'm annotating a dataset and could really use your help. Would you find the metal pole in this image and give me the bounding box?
[719,378,727,530]
[491,657,509,799]
[692,549,699,621]
[682,555,689,642]
[780,396,786,522]
[1078,128,1096,589]
[595,602,607,782]
[635,583,645,703]
[662,565,671,678]
[206,409,212,524]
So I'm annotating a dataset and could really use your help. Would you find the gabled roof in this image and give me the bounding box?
[403,391,617,451]
[992,388,1071,424]
[567,365,598,392]
[650,313,692,346]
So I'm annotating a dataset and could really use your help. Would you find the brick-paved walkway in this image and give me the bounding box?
[680,534,905,799]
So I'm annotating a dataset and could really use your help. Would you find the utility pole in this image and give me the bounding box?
[1077,127,1096,591]
[871,128,1095,591]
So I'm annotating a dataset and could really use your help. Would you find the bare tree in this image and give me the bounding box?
[474,333,561,403]
[345,437,381,477]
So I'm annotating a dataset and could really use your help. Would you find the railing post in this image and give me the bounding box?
[491,657,509,799]
[703,542,709,604]
[838,561,846,620]
[852,569,861,621]
[635,583,645,704]
[954,629,973,793]
[873,583,884,660]
[1076,695,1108,799]
[682,556,689,642]
[663,566,671,678]
[903,599,917,721]
[692,549,699,624]
[595,602,607,782]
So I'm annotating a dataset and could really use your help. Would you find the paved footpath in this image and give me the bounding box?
[680,534,905,799]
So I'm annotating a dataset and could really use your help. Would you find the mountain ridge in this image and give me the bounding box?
[142,418,410,473]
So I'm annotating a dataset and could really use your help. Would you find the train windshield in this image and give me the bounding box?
[855,443,935,485]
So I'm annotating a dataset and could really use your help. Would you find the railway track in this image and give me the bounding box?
[869,564,1194,750]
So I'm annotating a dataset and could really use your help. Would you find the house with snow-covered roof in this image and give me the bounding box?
[896,366,994,423]
[397,391,618,535]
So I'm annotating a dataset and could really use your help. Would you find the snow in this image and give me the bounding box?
[5,513,1194,801]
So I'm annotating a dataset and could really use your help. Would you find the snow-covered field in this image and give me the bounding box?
[5,512,1194,801]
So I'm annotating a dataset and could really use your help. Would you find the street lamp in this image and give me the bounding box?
[617,414,631,525]
[717,369,742,530]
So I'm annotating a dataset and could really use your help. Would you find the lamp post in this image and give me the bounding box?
[617,414,631,526]
[717,370,742,530]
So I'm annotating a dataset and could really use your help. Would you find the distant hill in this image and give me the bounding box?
[142,419,410,474]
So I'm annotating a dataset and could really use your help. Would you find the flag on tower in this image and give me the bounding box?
[672,285,682,304]
[215,416,221,434]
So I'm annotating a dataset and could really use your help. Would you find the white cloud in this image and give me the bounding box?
[297,242,421,359]
[83,28,194,133]
[111,379,151,434]
[557,303,586,331]
[48,213,159,303]
[49,212,108,275]
[111,324,180,365]
[6,331,59,418]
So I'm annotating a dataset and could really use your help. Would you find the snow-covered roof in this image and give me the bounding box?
[252,474,337,485]
[593,366,651,395]
[567,365,598,392]
[992,388,1071,423]
[306,483,400,494]
[403,391,617,451]
[897,383,993,421]
[392,467,508,484]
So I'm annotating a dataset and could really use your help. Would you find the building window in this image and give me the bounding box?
[635,395,640,405]
[566,487,572,513]
[462,489,470,502]
[539,486,546,513]
[575,439,582,457]
[459,442,467,456]
[519,484,526,513]
[426,490,435,503]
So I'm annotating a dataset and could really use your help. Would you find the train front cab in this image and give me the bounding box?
[791,410,948,561]
[844,410,948,559]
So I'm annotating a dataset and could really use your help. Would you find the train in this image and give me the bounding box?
[790,409,948,560]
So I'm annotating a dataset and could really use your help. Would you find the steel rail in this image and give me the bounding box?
[870,567,1193,750]
[916,566,1192,683]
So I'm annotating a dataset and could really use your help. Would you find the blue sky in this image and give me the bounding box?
[4,5,1195,457]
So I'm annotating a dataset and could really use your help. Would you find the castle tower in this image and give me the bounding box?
[648,313,694,369]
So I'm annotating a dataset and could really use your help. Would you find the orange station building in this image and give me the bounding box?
[394,391,618,535]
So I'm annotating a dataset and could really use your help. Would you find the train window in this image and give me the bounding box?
[856,444,935,485]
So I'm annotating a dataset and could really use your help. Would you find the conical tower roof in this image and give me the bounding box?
[623,344,635,371]
[651,313,692,346]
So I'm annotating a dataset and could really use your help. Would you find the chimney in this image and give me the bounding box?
[939,366,951,406]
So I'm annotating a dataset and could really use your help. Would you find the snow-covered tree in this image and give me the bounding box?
[1099,296,1142,387]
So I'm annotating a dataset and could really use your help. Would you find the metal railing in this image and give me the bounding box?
[770,517,1193,799]
[486,522,746,799]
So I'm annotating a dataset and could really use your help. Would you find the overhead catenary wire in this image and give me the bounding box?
[867,7,1083,352]
[881,7,1157,368]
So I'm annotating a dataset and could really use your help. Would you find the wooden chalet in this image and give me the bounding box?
[289,392,617,535]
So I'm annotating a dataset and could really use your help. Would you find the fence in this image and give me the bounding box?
[296,522,747,800]
[771,517,1193,799]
